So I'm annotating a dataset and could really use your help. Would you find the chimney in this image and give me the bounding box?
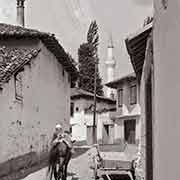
[17,0,25,27]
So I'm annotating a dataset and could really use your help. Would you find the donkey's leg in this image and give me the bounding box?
[53,164,58,180]
[63,163,68,180]
[61,165,65,180]
[63,151,72,180]
[57,161,64,180]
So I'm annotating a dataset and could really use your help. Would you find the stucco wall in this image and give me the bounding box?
[70,98,115,144]
[154,0,180,179]
[111,80,141,144]
[114,117,140,144]
[0,39,70,163]
[116,80,140,115]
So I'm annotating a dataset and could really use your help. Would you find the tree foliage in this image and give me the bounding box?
[78,20,103,96]
[143,16,153,27]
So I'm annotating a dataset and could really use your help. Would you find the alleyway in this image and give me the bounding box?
[21,144,137,180]
[22,146,97,180]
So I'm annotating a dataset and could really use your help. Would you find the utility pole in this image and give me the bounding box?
[93,55,97,144]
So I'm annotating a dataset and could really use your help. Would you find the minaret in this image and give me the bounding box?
[17,0,25,27]
[105,35,116,98]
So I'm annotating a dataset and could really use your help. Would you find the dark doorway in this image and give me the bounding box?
[102,124,114,144]
[124,120,136,144]
[86,126,97,145]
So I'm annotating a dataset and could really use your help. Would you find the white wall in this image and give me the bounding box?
[154,0,180,179]
[70,98,115,143]
[114,120,124,142]
[0,40,71,163]
[111,80,141,144]
[71,110,87,142]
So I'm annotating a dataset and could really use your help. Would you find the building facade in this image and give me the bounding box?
[70,88,116,145]
[0,23,77,168]
[126,22,153,180]
[153,0,180,179]
[105,73,141,145]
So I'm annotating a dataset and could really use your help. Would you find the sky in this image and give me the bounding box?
[0,0,153,83]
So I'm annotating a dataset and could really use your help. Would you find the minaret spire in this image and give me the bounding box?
[105,34,116,98]
[108,33,114,48]
[17,0,25,27]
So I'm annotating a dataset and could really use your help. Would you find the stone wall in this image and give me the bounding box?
[0,39,71,167]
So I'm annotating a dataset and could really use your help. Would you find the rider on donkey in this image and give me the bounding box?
[51,124,75,154]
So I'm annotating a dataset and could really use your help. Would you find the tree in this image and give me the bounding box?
[143,16,153,27]
[78,20,103,96]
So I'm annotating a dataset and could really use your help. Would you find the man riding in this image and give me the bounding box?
[51,124,63,146]
[51,124,75,154]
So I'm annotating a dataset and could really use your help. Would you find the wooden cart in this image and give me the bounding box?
[93,147,135,180]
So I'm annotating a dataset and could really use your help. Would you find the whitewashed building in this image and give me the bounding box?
[105,73,141,145]
[126,1,180,179]
[70,88,116,145]
[0,23,77,176]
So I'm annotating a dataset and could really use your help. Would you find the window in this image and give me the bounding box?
[70,126,72,134]
[130,85,137,105]
[70,102,74,117]
[15,71,23,101]
[117,88,123,107]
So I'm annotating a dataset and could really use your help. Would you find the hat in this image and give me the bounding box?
[55,124,62,129]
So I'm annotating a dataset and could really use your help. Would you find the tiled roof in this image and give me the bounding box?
[125,23,152,79]
[0,46,40,85]
[105,72,136,89]
[71,88,116,104]
[0,23,78,84]
[85,107,116,114]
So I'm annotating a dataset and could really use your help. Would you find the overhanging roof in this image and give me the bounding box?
[125,23,153,79]
[105,72,136,89]
[0,23,78,85]
[71,88,116,104]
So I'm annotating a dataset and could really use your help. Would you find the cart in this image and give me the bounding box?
[93,146,135,180]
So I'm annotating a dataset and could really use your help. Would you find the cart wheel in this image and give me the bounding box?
[93,157,98,179]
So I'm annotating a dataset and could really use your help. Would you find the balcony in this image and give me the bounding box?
[110,104,141,120]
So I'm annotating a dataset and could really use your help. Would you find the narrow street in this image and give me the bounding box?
[0,1,155,180]
[21,144,137,180]
[22,146,97,180]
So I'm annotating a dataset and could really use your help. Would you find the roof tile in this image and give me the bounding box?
[0,46,40,84]
[0,23,78,84]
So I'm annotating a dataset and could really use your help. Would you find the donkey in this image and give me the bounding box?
[47,140,72,180]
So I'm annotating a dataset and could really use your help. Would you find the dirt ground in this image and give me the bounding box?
[23,146,98,180]
[22,144,137,180]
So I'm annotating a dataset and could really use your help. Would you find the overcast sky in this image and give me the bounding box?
[0,0,153,82]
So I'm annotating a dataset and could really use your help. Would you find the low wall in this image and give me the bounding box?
[0,151,48,180]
